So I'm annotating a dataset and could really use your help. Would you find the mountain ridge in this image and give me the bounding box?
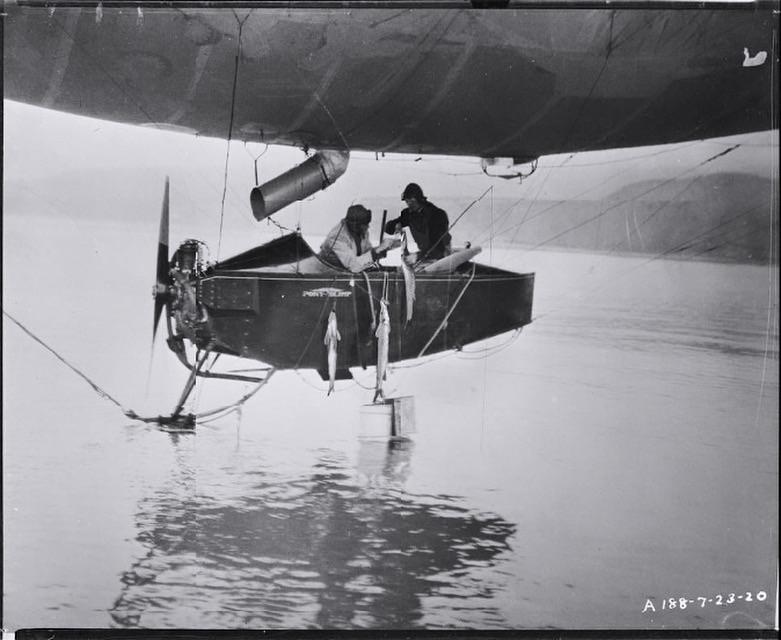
[4,169,776,264]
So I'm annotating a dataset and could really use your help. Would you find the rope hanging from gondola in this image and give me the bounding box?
[3,309,274,427]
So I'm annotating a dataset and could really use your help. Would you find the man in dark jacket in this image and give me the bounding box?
[384,183,451,261]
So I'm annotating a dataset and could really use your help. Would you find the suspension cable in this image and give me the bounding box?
[417,263,476,358]
[217,11,250,260]
[3,310,130,414]
[414,186,493,266]
[195,368,276,420]
[3,308,276,426]
[519,145,742,255]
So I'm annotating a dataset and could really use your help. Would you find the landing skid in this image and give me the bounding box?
[155,413,197,431]
[124,410,196,430]
[126,318,274,430]
[123,347,207,430]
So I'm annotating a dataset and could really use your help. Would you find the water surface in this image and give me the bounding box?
[3,215,777,629]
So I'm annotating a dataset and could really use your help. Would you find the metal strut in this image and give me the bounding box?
[165,305,265,383]
[170,348,211,420]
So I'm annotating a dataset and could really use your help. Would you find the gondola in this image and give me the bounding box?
[150,178,534,424]
[160,232,534,381]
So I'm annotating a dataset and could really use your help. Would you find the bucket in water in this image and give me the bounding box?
[359,396,415,439]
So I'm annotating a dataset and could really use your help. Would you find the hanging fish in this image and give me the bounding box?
[362,271,376,331]
[400,234,416,323]
[323,309,341,396]
[373,298,390,402]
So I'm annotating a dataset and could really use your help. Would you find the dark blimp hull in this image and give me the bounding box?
[196,266,534,370]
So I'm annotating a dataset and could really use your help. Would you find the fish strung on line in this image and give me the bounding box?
[400,233,416,323]
[362,271,377,331]
[323,309,341,396]
[373,298,390,402]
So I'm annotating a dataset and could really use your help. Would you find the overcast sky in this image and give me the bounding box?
[3,99,777,253]
[5,99,776,189]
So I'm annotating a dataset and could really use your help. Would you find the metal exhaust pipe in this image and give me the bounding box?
[250,149,350,221]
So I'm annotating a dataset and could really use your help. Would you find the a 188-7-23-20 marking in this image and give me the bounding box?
[642,591,768,613]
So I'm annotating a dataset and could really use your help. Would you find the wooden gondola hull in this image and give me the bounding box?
[193,265,534,371]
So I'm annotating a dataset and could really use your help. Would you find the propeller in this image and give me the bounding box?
[152,176,170,342]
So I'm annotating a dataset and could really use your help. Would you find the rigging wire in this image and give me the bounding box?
[196,369,275,420]
[3,309,130,414]
[522,166,710,295]
[43,11,258,240]
[454,134,771,374]
[470,154,635,248]
[217,11,251,260]
[448,186,494,235]
[520,145,742,255]
[509,155,573,244]
[352,139,707,172]
[489,183,494,263]
[456,329,524,359]
[753,28,780,432]
[244,141,270,186]
[472,139,748,251]
[312,91,351,152]
[537,140,722,168]
[417,264,477,358]
[2,308,275,426]
[532,201,769,325]
[265,215,299,235]
[190,352,220,413]
[515,142,750,326]
[414,186,492,266]
[480,344,488,452]
[391,350,454,369]
[551,10,616,159]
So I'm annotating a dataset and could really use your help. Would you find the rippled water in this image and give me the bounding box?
[3,216,778,629]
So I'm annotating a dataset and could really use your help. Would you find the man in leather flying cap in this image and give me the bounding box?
[385,183,451,262]
[319,204,400,272]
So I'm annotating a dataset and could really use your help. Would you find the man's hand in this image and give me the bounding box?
[377,236,401,252]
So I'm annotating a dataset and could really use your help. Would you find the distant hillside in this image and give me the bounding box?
[4,169,776,264]
[446,172,776,264]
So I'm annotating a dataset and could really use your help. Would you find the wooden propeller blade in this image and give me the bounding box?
[153,177,170,341]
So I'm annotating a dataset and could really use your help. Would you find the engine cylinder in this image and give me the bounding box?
[176,239,200,274]
[250,149,349,220]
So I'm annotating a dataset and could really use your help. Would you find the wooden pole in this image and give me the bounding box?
[379,209,387,244]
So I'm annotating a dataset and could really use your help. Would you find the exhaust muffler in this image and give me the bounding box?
[250,149,350,221]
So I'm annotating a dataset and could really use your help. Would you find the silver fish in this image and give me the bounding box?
[323,310,341,395]
[400,235,416,323]
[373,299,390,402]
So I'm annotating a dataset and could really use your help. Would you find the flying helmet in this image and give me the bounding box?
[401,183,424,201]
[346,204,371,225]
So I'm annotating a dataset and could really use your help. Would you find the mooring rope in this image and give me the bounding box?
[3,309,130,413]
[3,309,274,425]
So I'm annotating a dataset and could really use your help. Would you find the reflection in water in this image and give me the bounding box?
[110,438,516,628]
